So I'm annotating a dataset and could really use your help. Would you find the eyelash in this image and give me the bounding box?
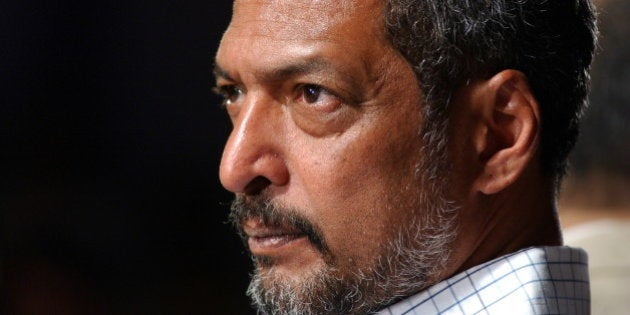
[297,84,326,103]
[213,83,341,109]
[212,85,244,107]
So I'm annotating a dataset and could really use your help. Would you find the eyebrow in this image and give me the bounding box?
[213,64,235,82]
[213,58,363,103]
[213,58,335,84]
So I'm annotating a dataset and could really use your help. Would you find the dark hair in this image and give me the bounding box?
[385,0,598,184]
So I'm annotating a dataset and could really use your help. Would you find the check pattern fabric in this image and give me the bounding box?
[376,246,589,315]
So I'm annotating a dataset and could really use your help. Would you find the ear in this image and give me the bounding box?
[471,70,541,194]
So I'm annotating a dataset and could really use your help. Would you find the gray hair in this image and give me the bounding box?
[384,0,598,185]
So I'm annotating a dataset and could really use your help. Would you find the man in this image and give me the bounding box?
[213,0,597,314]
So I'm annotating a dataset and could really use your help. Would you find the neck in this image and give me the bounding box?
[452,171,562,277]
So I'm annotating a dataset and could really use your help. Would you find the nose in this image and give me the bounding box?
[219,96,289,195]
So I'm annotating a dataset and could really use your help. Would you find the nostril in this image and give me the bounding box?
[244,176,272,195]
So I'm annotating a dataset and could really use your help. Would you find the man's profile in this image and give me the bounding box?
[213,0,597,314]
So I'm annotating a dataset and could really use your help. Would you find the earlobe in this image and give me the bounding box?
[472,70,540,195]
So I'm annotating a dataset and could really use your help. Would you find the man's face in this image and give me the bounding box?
[215,0,457,313]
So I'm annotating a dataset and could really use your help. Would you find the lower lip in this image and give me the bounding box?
[248,234,306,253]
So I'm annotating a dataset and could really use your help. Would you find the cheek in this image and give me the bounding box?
[295,130,395,212]
[285,122,424,262]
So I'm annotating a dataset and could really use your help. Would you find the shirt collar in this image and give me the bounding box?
[376,246,589,315]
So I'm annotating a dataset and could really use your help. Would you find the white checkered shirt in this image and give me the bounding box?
[376,246,589,315]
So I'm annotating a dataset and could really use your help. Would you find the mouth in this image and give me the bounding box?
[243,218,309,255]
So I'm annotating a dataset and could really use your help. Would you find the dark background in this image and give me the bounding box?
[1,0,628,314]
[1,0,254,314]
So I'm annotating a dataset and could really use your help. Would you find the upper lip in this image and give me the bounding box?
[242,217,303,238]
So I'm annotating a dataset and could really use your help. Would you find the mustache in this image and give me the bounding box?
[228,195,329,255]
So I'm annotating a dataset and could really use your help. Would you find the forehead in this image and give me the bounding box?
[229,0,380,38]
[220,0,386,52]
[216,0,391,84]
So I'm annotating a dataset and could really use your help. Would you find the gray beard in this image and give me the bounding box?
[242,117,457,314]
[244,193,457,315]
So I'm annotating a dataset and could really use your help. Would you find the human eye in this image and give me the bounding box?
[295,84,342,113]
[212,84,245,107]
